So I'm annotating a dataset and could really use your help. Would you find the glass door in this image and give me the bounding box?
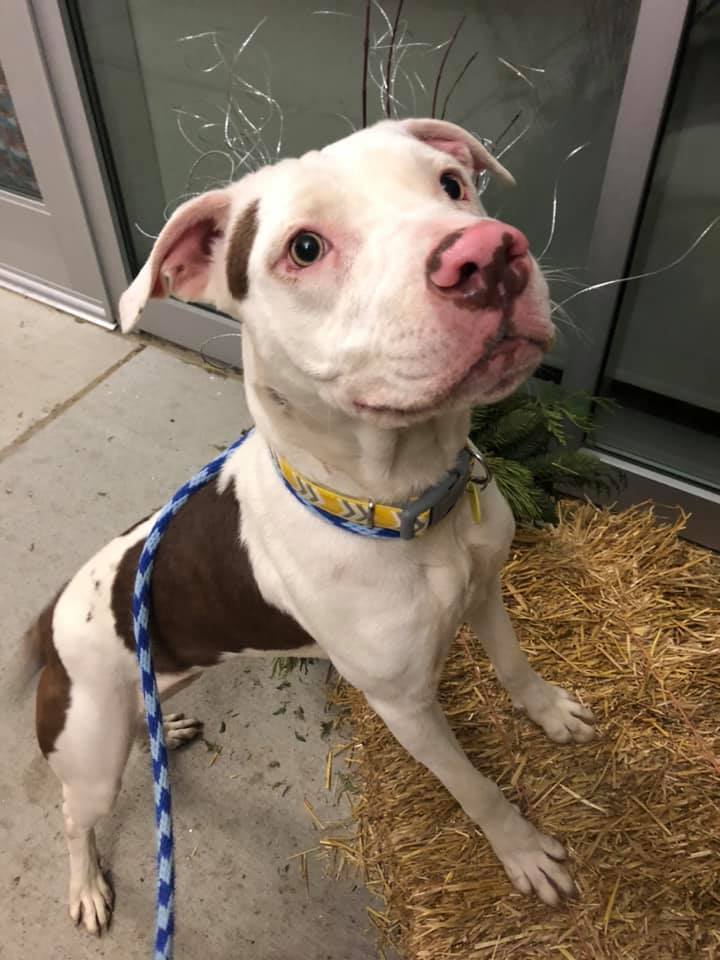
[592,1,720,491]
[38,0,719,544]
[0,2,110,324]
[64,0,640,364]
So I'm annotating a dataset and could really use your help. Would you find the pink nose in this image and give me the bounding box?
[427,221,530,302]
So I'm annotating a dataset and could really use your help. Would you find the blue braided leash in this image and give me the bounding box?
[132,430,252,960]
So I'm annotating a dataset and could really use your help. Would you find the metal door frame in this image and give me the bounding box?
[0,1,111,325]
[559,0,720,547]
[23,0,243,366]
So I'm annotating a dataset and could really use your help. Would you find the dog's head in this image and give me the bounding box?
[120,118,553,427]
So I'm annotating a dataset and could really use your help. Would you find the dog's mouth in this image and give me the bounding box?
[355,334,547,419]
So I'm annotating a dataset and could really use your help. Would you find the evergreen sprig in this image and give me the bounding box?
[470,386,621,525]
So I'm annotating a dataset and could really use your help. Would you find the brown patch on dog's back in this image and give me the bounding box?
[226,201,259,300]
[33,595,72,757]
[111,479,314,673]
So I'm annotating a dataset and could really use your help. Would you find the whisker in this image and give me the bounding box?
[549,301,592,346]
[542,270,587,289]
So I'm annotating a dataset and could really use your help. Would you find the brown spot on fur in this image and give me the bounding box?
[426,228,464,277]
[226,201,259,300]
[34,594,72,757]
[86,610,93,622]
[111,479,314,673]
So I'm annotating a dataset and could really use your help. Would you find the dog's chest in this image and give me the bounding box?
[240,450,514,661]
[411,486,513,624]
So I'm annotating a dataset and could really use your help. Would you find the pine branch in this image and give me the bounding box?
[471,388,621,527]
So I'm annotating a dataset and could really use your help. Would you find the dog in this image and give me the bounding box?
[24,117,594,935]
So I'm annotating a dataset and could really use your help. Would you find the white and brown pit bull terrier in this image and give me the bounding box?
[24,118,594,935]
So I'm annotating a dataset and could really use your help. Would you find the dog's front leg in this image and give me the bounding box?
[364,691,575,904]
[467,577,594,743]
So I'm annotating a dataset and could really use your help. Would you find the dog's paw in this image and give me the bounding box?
[164,712,203,749]
[512,679,594,744]
[69,866,113,935]
[487,806,576,906]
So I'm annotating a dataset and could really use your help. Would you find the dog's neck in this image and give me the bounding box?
[243,348,470,504]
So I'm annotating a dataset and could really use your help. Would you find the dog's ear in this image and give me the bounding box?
[395,118,515,187]
[118,189,234,332]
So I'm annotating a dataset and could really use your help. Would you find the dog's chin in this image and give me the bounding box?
[353,336,546,427]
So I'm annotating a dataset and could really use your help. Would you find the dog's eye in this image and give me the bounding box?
[440,173,464,201]
[289,232,325,267]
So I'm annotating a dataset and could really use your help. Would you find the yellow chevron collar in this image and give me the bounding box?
[272,440,491,540]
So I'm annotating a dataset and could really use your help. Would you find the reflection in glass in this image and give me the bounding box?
[0,60,42,200]
[73,0,639,371]
[594,3,720,490]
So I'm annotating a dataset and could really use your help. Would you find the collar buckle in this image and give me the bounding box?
[465,438,492,491]
[398,446,475,540]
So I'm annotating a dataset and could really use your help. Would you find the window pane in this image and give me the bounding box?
[0,60,42,200]
[74,0,639,367]
[593,3,720,490]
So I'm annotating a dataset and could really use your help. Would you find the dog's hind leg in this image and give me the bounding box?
[163,711,204,748]
[38,655,137,934]
[60,781,117,934]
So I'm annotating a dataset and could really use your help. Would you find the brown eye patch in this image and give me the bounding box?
[226,200,260,300]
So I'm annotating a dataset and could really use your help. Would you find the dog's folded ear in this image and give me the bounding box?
[394,118,515,187]
[118,189,234,332]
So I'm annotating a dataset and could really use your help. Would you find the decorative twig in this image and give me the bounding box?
[492,111,522,154]
[430,15,465,119]
[440,50,478,120]
[362,0,372,128]
[384,0,404,118]
[696,0,720,21]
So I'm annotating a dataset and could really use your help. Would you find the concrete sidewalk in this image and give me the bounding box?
[0,290,380,960]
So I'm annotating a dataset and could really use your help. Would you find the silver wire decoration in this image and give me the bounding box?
[174,20,284,195]
[140,4,718,348]
[553,215,720,314]
[158,3,544,216]
[199,332,243,372]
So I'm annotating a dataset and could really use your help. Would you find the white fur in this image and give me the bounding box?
[47,119,595,934]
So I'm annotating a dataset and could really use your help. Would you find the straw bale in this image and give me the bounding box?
[330,502,720,959]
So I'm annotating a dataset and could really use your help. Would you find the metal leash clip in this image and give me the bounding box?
[465,438,492,491]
